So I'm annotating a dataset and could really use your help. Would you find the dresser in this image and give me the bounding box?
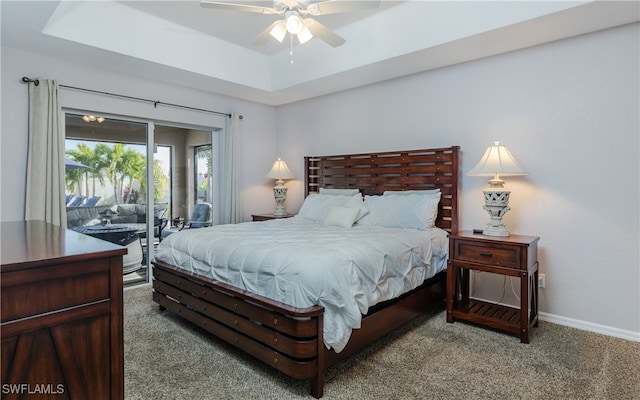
[1,221,126,400]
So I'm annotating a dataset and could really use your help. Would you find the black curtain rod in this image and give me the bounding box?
[21,76,233,118]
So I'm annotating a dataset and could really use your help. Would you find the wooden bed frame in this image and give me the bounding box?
[152,146,459,398]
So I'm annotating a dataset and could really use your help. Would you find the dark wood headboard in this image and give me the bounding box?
[304,146,459,233]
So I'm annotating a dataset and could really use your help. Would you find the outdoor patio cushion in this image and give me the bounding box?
[68,196,86,207]
[82,196,101,207]
[67,203,168,238]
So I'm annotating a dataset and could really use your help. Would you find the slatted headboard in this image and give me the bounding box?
[304,146,460,233]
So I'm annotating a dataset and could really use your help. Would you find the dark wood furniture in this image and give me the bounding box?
[1,220,126,400]
[251,213,295,221]
[153,146,459,398]
[447,231,539,343]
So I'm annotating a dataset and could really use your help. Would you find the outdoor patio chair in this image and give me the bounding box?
[68,196,86,207]
[160,202,211,239]
[82,196,101,207]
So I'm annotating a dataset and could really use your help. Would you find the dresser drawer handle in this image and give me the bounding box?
[479,252,493,257]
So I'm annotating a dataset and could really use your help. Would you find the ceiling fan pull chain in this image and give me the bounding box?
[290,34,294,64]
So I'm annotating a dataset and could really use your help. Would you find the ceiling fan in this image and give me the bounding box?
[200,0,381,47]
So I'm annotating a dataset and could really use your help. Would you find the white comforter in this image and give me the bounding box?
[154,217,448,352]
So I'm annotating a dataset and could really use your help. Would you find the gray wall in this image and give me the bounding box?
[275,23,640,338]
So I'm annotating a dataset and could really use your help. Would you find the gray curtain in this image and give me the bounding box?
[220,113,242,224]
[25,79,66,227]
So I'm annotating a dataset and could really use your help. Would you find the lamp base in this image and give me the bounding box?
[273,208,288,217]
[482,190,511,237]
[483,224,510,237]
[272,182,288,217]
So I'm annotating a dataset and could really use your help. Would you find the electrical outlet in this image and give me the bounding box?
[538,274,546,288]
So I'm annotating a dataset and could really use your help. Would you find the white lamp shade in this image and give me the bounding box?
[266,158,295,181]
[468,141,528,177]
[297,26,313,44]
[269,21,287,43]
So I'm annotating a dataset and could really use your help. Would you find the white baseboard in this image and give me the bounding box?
[538,312,640,342]
[469,295,640,343]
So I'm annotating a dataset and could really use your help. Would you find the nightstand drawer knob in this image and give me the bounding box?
[479,252,493,257]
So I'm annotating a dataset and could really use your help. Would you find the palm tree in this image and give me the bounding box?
[65,167,85,195]
[138,159,169,203]
[98,143,148,204]
[66,144,94,196]
[102,143,125,203]
[120,148,145,203]
[153,159,170,203]
[67,141,168,205]
[88,144,109,197]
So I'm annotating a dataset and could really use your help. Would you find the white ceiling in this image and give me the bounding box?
[2,1,638,106]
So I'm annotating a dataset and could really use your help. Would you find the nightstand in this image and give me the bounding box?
[251,214,295,222]
[447,231,540,343]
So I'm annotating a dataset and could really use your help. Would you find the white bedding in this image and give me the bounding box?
[154,217,448,352]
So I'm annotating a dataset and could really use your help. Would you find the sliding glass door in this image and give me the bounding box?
[64,112,216,288]
[65,113,157,287]
[156,125,214,238]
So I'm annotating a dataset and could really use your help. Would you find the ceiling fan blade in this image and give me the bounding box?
[304,18,345,47]
[252,20,284,45]
[200,1,279,15]
[306,0,380,16]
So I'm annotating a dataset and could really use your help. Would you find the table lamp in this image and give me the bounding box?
[468,141,528,236]
[266,158,295,216]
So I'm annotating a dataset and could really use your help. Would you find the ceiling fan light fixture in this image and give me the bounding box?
[269,21,287,42]
[297,26,313,44]
[82,115,105,123]
[201,0,377,48]
[285,12,303,34]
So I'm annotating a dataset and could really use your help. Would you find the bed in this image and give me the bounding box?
[152,146,459,398]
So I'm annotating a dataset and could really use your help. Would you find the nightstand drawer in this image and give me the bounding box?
[455,241,520,268]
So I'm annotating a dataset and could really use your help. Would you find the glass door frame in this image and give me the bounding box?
[194,144,213,204]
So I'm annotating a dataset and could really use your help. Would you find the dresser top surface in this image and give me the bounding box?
[1,220,126,269]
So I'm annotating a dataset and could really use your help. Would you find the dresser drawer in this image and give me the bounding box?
[1,259,112,322]
[454,241,521,268]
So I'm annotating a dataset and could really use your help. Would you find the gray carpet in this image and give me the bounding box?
[124,285,640,399]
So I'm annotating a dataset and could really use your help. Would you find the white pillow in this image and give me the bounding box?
[298,193,365,222]
[383,189,440,196]
[323,206,361,228]
[319,188,361,196]
[357,193,441,230]
[382,190,441,227]
[343,194,369,221]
